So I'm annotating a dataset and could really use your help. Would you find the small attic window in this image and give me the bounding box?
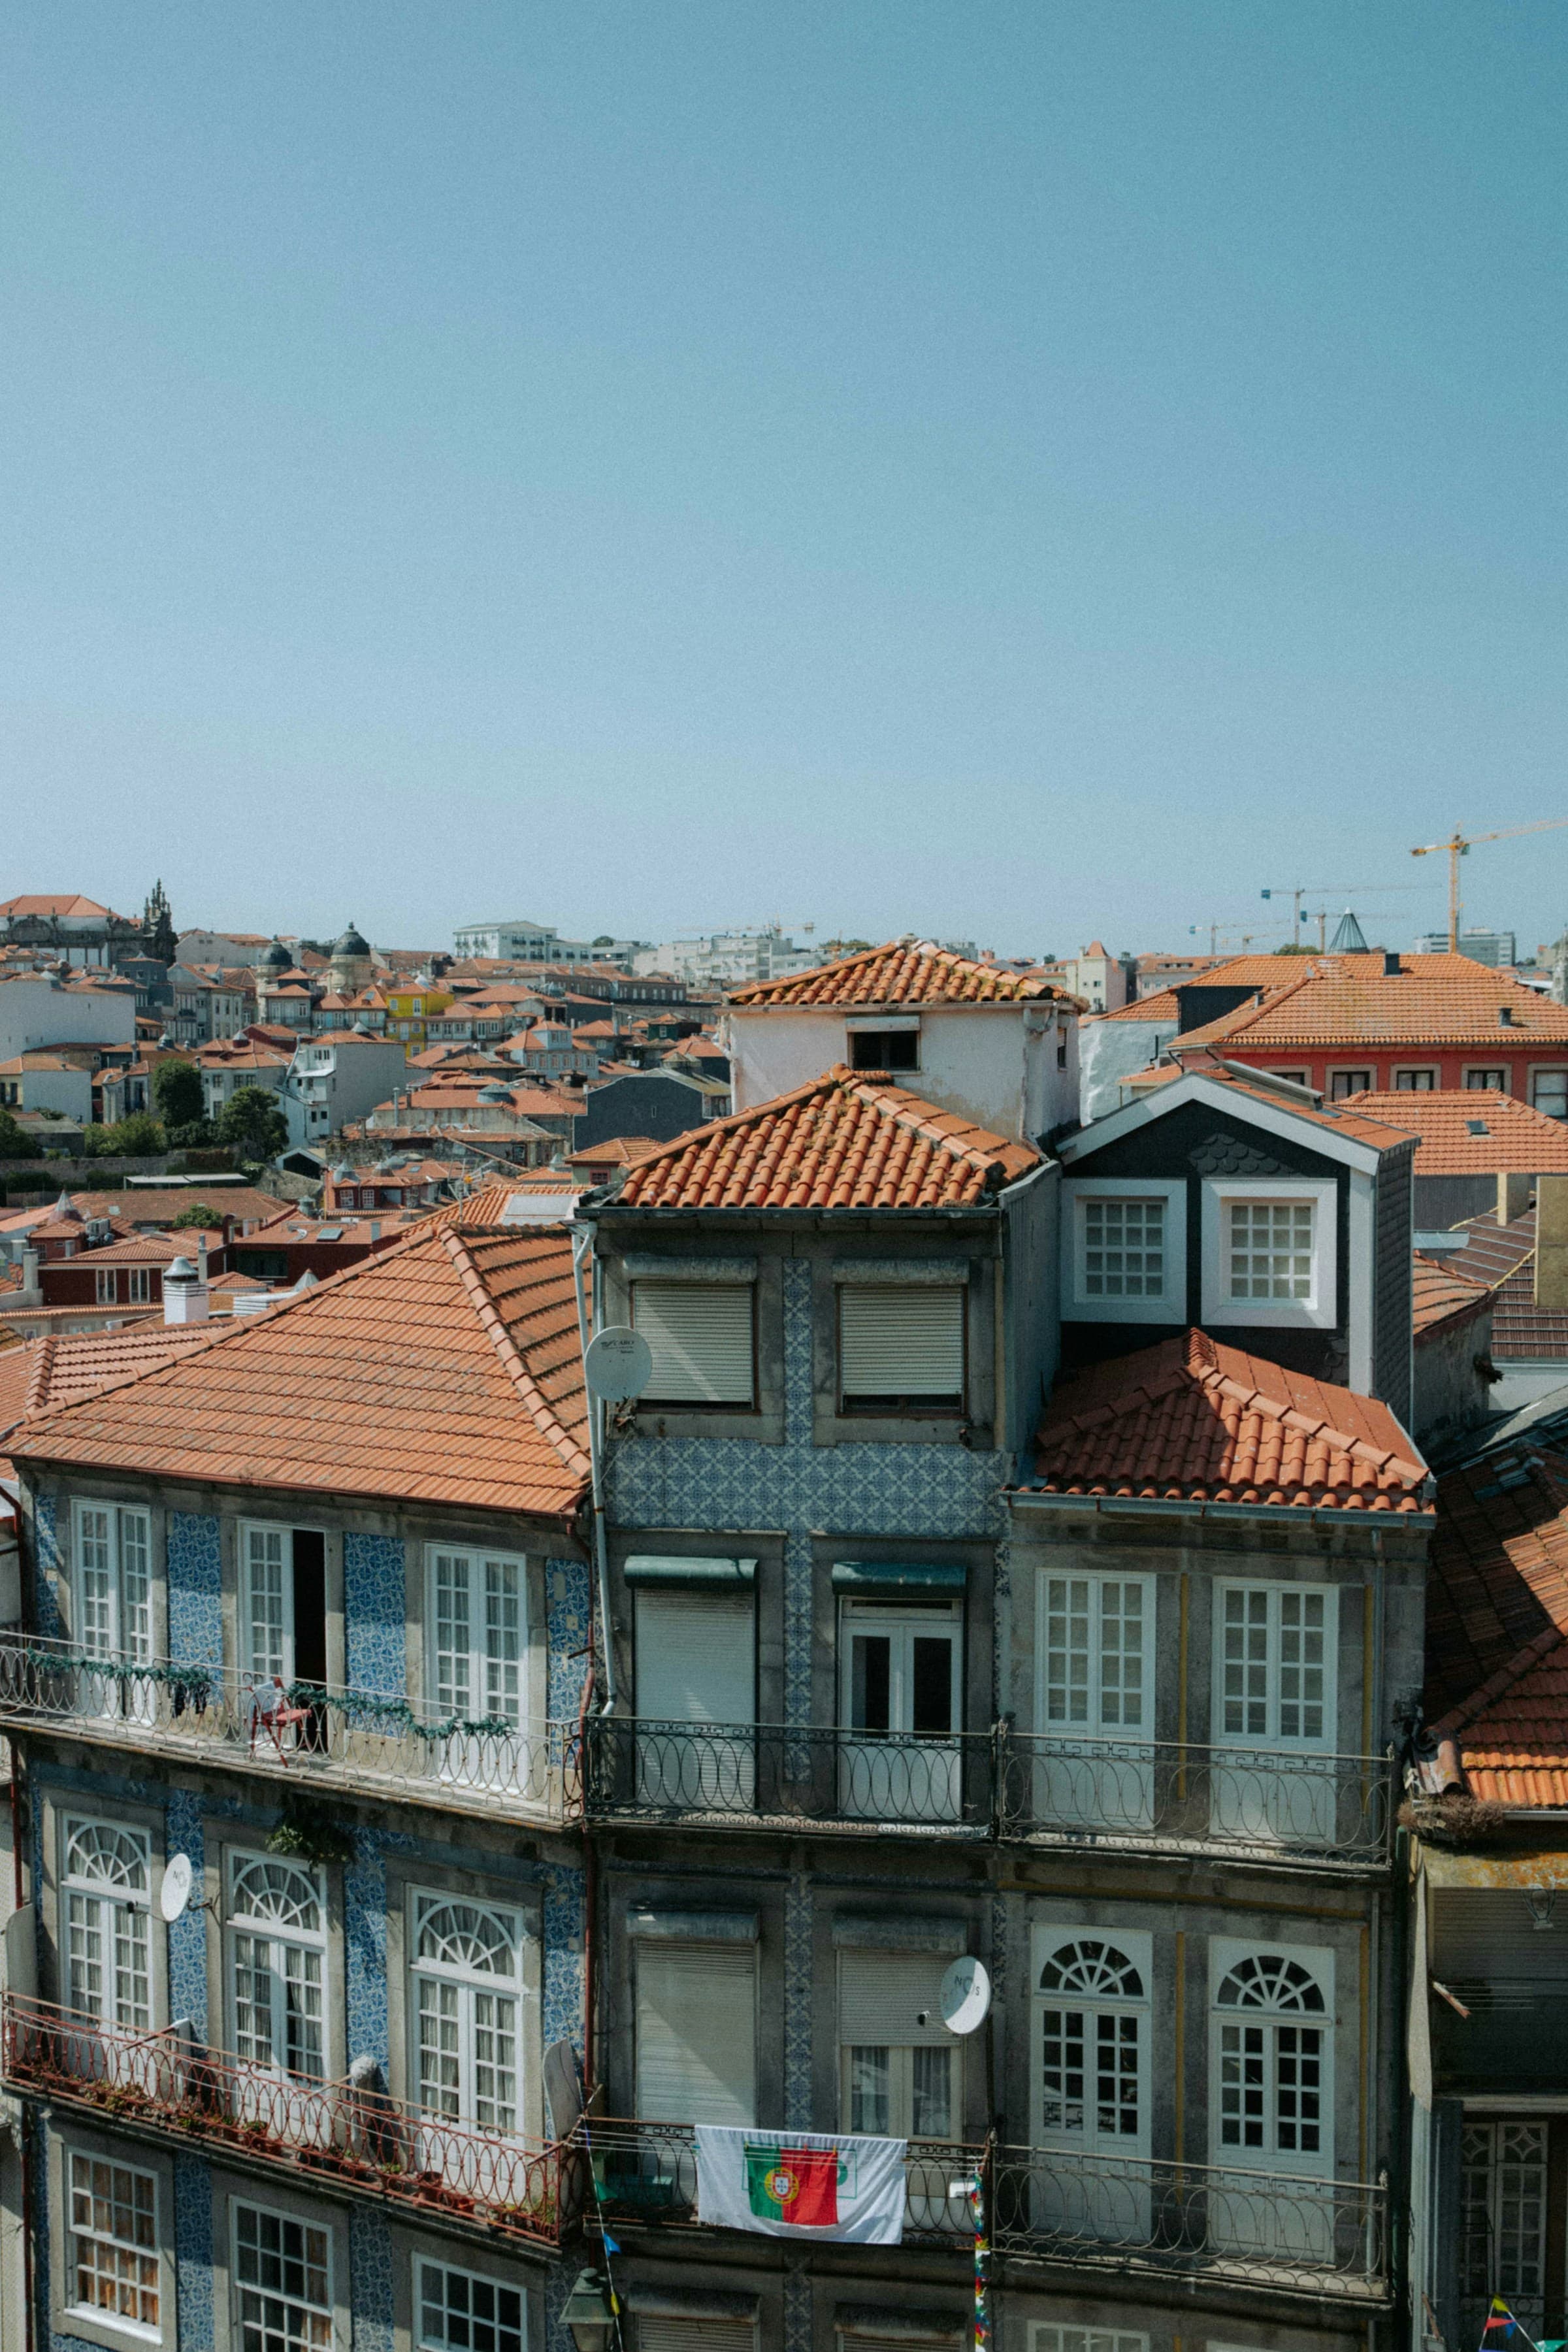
[849,1028,919,1072]
[1466,1119,1489,1135]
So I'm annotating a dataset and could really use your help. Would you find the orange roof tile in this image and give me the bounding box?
[1443,1635,1568,1805]
[729,939,1075,1008]
[10,1225,591,1519]
[614,1067,1040,1211]
[1339,1090,1568,1174]
[1026,1331,1430,1514]
[1100,955,1329,1024]
[1413,1252,1492,1337]
[1169,956,1568,1050]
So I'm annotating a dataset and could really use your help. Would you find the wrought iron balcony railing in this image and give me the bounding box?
[1,1995,572,2247]
[582,1716,994,1833]
[0,1637,578,1824]
[581,2116,975,2243]
[997,1733,1392,1865]
[990,2144,1388,2299]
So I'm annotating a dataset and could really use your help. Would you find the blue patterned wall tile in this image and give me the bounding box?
[783,1257,814,1442]
[781,2255,813,2352]
[544,2257,579,2351]
[165,1791,208,2036]
[167,1512,223,1668]
[546,1556,592,1723]
[174,2150,215,2352]
[33,1490,63,1638]
[344,1532,406,1697]
[783,1531,815,1728]
[348,2208,395,2352]
[542,1864,585,2062]
[345,1833,390,2070]
[783,1872,813,2128]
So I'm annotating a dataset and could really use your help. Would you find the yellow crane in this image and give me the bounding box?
[1411,819,1568,952]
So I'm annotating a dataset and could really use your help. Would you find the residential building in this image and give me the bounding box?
[225,1206,427,1282]
[282,1032,411,1147]
[0,970,138,1058]
[630,923,820,988]
[1441,1203,1568,1414]
[453,915,608,963]
[725,938,1083,1145]
[1416,928,1518,966]
[500,1021,600,1080]
[1411,1253,1497,1452]
[320,1158,459,1215]
[163,964,252,1046]
[379,977,455,1050]
[1344,1090,1568,1231]
[1037,939,1135,1012]
[195,1036,294,1120]
[574,1064,731,1149]
[0,1052,95,1124]
[174,930,280,966]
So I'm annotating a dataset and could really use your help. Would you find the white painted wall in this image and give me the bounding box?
[1078,1014,1177,1124]
[727,1004,1078,1142]
[6,1064,93,1121]
[0,976,137,1058]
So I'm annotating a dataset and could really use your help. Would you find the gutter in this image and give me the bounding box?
[1009,1490,1435,1530]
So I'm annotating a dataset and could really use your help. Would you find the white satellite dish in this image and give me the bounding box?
[159,1854,194,1924]
[584,1325,653,1403]
[939,1955,991,2036]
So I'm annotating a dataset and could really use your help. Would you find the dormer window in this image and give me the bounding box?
[845,1015,920,1073]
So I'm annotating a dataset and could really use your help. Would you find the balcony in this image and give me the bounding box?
[583,1717,994,1836]
[998,1735,1391,1865]
[1,1995,570,2247]
[582,2117,974,2244]
[582,1716,1392,1863]
[0,1637,579,1827]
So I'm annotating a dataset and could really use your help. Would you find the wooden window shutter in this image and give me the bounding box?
[636,1591,755,1725]
[840,1286,964,1399]
[633,1282,754,1404]
[635,1942,757,2125]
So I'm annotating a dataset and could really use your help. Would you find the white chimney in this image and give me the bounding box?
[17,1247,41,1306]
[163,1254,209,1326]
[197,1235,209,1282]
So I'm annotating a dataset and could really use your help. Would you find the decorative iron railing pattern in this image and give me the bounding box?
[583,1717,994,1833]
[1,1995,571,2246]
[581,2117,975,2243]
[0,1637,578,1822]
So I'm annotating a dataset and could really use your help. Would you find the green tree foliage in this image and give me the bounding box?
[88,1113,167,1160]
[0,1110,31,1159]
[152,1058,204,1129]
[172,1201,226,1229]
[215,1086,289,1162]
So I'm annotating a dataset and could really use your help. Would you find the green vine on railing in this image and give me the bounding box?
[8,1647,214,1707]
[282,1682,527,1743]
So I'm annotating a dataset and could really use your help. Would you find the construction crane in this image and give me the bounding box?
[1412,820,1568,952]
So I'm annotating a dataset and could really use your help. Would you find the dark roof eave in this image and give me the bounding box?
[8,1445,589,1529]
[1010,1487,1433,1529]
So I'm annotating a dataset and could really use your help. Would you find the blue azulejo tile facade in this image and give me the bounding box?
[343,1531,406,1695]
[31,1488,63,1637]
[168,1510,223,1666]
[545,1556,592,1721]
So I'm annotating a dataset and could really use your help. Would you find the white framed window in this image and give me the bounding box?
[1031,1929,1152,2157]
[1037,1573,1152,1737]
[631,1279,755,1406]
[1394,1068,1439,1091]
[227,1854,327,2083]
[73,1501,153,1664]
[232,2202,331,2352]
[426,1546,525,1729]
[634,1937,757,2125]
[838,1946,959,2139]
[95,1269,118,1305]
[63,1819,152,2032]
[127,1269,153,1305]
[239,1523,327,1690]
[1200,1179,1336,1329]
[410,1892,526,2134]
[1326,1069,1372,1100]
[1210,1942,1333,2175]
[417,2261,526,2352]
[1061,1179,1185,1323]
[67,2150,161,2338]
[1531,1070,1568,1120]
[1465,1067,1510,1091]
[839,1599,962,1823]
[1215,1583,1337,1749]
[838,1284,965,1411]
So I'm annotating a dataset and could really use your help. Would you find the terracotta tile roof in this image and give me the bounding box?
[1426,1451,1568,1723]
[1169,955,1568,1051]
[1441,1209,1568,1360]
[1100,955,1328,1025]
[1413,1252,1492,1337]
[1339,1090,1568,1173]
[80,1231,199,1265]
[1163,1058,1418,1151]
[728,939,1074,1008]
[1025,1331,1430,1513]
[68,1187,288,1230]
[568,1135,665,1169]
[0,894,123,921]
[614,1067,1040,1211]
[10,1225,591,1519]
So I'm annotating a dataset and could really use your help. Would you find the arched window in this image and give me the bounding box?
[1039,1939,1145,2001]
[416,1901,519,1977]
[1034,1933,1151,2159]
[67,1821,149,1893]
[228,1855,325,2081]
[1212,1948,1331,2168]
[63,1818,150,2030]
[412,1893,525,2135]
[230,1857,321,1935]
[1215,1953,1325,2014]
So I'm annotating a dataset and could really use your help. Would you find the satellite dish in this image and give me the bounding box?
[159,1854,193,1923]
[939,1955,991,2036]
[584,1325,653,1403]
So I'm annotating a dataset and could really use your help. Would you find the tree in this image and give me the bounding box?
[0,1110,30,1160]
[167,1119,215,1149]
[88,1112,166,1160]
[216,1086,289,1162]
[152,1058,204,1130]
[173,1201,225,1229]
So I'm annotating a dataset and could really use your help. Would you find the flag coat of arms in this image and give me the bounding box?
[694,2125,909,2243]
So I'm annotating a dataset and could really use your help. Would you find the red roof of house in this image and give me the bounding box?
[614,1067,1039,1211]
[1412,1252,1493,1337]
[729,939,1075,1008]
[0,894,125,922]
[1100,955,1328,1024]
[1025,1331,1430,1514]
[10,1224,591,1519]
[1339,1090,1568,1174]
[1168,955,1568,1051]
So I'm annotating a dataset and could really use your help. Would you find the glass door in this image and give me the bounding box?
[838,1602,960,1823]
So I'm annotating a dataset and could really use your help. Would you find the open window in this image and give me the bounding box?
[240,1524,327,1693]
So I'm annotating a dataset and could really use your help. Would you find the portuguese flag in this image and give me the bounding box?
[695,2124,907,2244]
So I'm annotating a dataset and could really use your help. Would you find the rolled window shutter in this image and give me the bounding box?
[840,1288,964,1397]
[638,2323,757,2352]
[636,1943,756,2124]
[634,1283,754,1403]
[636,1592,755,1725]
[838,1950,953,2048]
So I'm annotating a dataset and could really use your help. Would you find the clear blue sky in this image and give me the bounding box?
[3,3,1566,959]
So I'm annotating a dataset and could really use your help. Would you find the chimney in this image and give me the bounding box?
[17,1246,41,1305]
[163,1254,209,1326]
[197,1234,209,1283]
[1537,1175,1568,1310]
[1383,951,1402,977]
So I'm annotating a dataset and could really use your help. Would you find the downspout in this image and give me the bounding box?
[570,1220,618,1714]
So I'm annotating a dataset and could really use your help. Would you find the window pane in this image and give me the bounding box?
[910,1637,953,1737]
[850,1635,891,1734]
[1226,1200,1314,1303]
[1533,1073,1568,1119]
[849,2045,890,2134]
[419,2263,525,2352]
[1083,1200,1164,1298]
[911,2044,951,2138]
[69,2153,159,2330]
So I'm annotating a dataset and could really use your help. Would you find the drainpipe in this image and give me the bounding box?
[570,1222,618,1714]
